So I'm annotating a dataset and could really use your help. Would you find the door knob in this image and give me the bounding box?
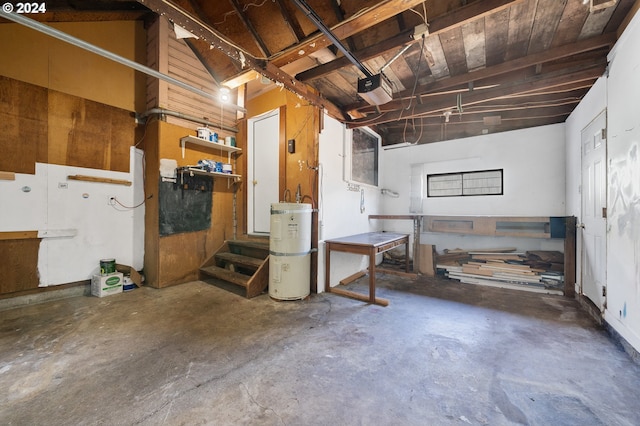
[253,180,258,185]
[577,223,585,229]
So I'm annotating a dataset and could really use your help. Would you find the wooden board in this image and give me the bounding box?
[0,239,41,294]
[48,90,134,173]
[419,244,436,276]
[0,76,48,174]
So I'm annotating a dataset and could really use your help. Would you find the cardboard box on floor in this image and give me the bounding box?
[116,264,143,286]
[92,273,123,297]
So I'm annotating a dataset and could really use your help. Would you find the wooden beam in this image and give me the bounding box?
[328,286,390,306]
[346,32,616,113]
[0,171,16,180]
[0,231,39,240]
[297,29,415,81]
[347,65,605,127]
[67,175,132,186]
[270,0,427,67]
[137,0,346,119]
[228,0,271,57]
[274,0,306,43]
[297,0,525,82]
[428,0,526,34]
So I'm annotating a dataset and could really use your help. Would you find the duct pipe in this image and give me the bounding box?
[0,11,247,114]
[140,108,239,133]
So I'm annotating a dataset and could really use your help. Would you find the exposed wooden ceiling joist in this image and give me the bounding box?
[270,0,427,67]
[136,0,345,118]
[347,31,616,114]
[347,63,606,128]
[228,0,271,57]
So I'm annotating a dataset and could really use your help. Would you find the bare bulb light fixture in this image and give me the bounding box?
[219,86,230,103]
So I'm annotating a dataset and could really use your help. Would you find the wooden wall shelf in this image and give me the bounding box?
[369,214,576,297]
[178,167,241,183]
[422,215,566,239]
[180,135,241,160]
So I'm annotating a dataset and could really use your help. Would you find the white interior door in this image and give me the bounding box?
[248,109,280,234]
[581,110,607,311]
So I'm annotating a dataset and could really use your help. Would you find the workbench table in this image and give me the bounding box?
[325,232,409,306]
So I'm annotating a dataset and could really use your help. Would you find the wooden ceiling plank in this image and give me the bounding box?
[274,0,306,43]
[612,0,640,36]
[297,0,525,82]
[528,0,568,54]
[422,34,449,79]
[296,29,414,81]
[428,0,527,33]
[136,0,345,118]
[271,0,426,67]
[485,8,510,66]
[228,0,271,57]
[550,0,590,48]
[461,18,486,72]
[347,65,606,127]
[439,26,468,76]
[330,0,358,52]
[346,32,615,112]
[579,0,619,39]
[505,0,537,61]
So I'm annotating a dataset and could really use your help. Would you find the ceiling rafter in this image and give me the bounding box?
[135,0,346,119]
[347,64,606,128]
[273,0,306,44]
[270,0,427,67]
[228,0,271,57]
[345,31,616,114]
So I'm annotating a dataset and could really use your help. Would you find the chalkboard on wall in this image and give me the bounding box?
[159,176,212,236]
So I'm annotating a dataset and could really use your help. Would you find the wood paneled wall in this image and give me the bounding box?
[0,76,135,175]
[144,120,240,288]
[0,234,40,295]
[0,77,48,174]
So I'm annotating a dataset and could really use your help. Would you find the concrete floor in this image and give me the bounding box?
[1,274,639,425]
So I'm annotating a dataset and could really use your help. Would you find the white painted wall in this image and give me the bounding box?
[380,124,567,254]
[564,11,640,354]
[0,147,145,286]
[317,114,383,292]
[603,12,640,352]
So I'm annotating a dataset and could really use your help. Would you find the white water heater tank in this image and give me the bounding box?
[269,203,312,300]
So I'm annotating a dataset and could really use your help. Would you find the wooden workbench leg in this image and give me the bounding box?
[405,238,410,273]
[369,248,376,303]
[325,243,331,293]
[413,217,421,273]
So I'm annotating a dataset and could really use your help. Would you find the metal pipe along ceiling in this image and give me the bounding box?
[0,11,247,114]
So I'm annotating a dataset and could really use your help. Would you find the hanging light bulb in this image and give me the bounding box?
[219,86,231,103]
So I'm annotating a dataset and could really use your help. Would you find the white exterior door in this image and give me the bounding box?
[247,109,280,235]
[581,110,607,311]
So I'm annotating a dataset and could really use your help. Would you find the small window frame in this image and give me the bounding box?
[344,127,380,188]
[427,169,504,197]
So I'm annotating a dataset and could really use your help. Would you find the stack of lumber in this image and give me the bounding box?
[436,248,564,295]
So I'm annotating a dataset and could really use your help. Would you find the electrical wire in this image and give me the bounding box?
[112,195,151,210]
[400,34,427,118]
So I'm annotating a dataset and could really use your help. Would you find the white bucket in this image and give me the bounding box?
[221,163,232,174]
[197,127,211,140]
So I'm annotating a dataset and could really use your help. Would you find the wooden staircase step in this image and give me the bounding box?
[200,265,251,288]
[215,252,264,270]
[227,240,270,259]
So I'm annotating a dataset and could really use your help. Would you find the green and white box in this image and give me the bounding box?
[91,273,123,297]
